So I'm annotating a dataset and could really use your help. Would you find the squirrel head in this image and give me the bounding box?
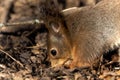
[39,0,72,67]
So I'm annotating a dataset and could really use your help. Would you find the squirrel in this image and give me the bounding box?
[0,0,120,68]
[47,0,120,68]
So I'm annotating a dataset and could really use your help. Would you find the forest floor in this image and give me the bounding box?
[0,0,119,80]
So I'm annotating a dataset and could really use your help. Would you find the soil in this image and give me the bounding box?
[0,0,120,80]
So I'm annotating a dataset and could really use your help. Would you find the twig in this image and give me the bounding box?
[0,19,44,33]
[0,48,24,68]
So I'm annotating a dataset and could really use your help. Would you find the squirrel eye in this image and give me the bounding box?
[50,48,57,56]
[49,21,60,32]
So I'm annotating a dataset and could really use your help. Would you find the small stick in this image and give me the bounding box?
[0,48,24,68]
[0,19,44,33]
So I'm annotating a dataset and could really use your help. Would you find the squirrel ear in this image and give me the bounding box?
[49,21,60,33]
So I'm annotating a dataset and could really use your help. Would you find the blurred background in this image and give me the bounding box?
[0,0,101,23]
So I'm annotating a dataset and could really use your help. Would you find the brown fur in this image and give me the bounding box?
[49,0,120,68]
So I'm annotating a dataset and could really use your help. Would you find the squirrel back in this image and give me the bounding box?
[61,0,120,68]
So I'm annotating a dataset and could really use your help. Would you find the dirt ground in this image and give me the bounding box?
[0,0,120,80]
